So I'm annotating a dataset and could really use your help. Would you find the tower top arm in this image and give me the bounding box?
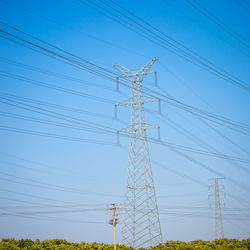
[139,57,158,74]
[114,58,158,80]
[113,63,131,77]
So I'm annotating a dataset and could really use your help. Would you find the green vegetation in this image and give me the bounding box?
[0,238,249,249]
[151,239,250,249]
[0,239,133,250]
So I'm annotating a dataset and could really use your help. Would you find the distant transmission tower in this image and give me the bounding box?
[114,58,162,248]
[209,177,225,239]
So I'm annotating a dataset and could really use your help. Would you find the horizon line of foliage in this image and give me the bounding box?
[0,238,249,249]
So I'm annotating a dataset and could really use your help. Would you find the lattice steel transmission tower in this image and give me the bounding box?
[114,58,162,248]
[209,177,225,239]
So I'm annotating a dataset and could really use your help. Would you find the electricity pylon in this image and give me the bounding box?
[209,177,225,239]
[114,58,162,248]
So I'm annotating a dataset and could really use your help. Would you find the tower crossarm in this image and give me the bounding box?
[114,64,136,81]
[118,123,159,134]
[209,177,224,181]
[116,124,160,146]
[114,64,131,76]
[115,96,159,107]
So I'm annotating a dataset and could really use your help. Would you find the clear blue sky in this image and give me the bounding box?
[0,0,249,244]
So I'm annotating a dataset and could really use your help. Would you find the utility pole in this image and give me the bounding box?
[108,203,119,250]
[114,58,162,248]
[209,177,225,239]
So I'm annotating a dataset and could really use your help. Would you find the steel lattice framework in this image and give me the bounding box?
[209,177,225,239]
[114,58,162,248]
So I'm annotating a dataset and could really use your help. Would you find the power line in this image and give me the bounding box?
[162,1,250,58]
[0,151,93,179]
[184,0,250,48]
[0,188,103,206]
[0,125,115,146]
[157,62,250,157]
[148,137,250,165]
[0,21,118,80]
[2,96,249,164]
[0,21,249,135]
[0,56,116,92]
[0,196,106,210]
[151,160,207,188]
[0,207,106,224]
[0,172,121,198]
[2,64,249,137]
[233,0,250,14]
[79,0,250,91]
[164,144,250,193]
[0,20,248,200]
[0,21,117,76]
[1,95,250,196]
[1,98,249,195]
[0,0,150,59]
[0,208,107,216]
[0,95,116,134]
[0,91,118,122]
[0,111,117,137]
[146,109,250,176]
[0,70,115,104]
